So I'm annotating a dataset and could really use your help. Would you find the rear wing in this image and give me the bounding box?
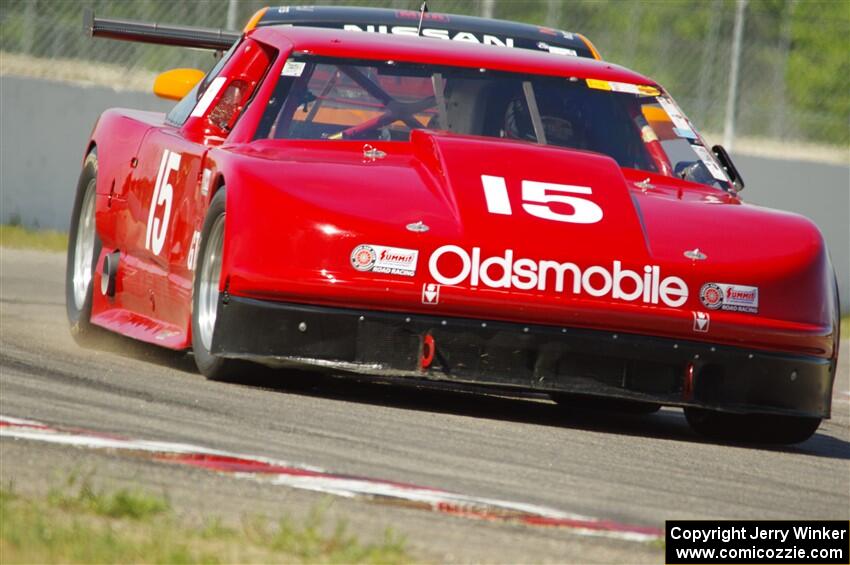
[84,5,601,60]
[83,9,238,51]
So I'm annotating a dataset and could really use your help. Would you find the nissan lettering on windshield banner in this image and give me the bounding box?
[258,5,597,57]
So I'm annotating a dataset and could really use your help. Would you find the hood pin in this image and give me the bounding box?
[406,221,430,233]
[635,178,654,192]
[684,248,707,261]
[362,144,386,161]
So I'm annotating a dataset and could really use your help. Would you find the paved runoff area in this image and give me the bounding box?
[1,248,848,563]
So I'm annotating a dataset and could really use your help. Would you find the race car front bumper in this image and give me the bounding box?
[211,296,835,419]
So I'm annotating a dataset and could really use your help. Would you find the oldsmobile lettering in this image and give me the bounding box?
[429,246,689,307]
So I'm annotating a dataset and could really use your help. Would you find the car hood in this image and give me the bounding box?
[222,130,836,355]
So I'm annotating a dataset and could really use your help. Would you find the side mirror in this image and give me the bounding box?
[153,68,205,101]
[711,144,745,192]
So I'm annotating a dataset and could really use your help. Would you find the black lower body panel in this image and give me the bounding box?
[212,296,834,419]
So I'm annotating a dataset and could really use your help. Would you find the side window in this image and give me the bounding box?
[204,40,276,133]
[166,41,239,127]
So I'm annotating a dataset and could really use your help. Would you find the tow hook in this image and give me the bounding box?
[420,333,435,370]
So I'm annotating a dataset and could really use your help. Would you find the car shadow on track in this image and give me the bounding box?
[89,333,849,459]
[228,363,850,460]
[82,331,200,374]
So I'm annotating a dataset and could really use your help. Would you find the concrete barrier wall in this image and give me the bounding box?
[735,155,849,316]
[2,75,848,312]
[1,77,171,229]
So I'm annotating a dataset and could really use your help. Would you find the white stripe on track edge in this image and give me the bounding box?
[0,415,660,542]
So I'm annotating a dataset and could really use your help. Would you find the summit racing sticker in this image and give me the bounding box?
[700,282,759,313]
[351,244,418,277]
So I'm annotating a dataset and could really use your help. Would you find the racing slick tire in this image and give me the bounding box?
[65,149,104,346]
[192,188,252,381]
[551,393,662,414]
[684,407,821,444]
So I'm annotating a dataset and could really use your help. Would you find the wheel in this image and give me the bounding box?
[191,188,251,381]
[65,150,104,345]
[551,393,661,414]
[684,407,821,444]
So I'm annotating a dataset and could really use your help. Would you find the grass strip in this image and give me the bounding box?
[0,478,410,564]
[0,224,68,252]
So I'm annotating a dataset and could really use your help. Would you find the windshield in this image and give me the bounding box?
[255,56,731,189]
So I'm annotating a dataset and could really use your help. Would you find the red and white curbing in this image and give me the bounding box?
[0,415,661,542]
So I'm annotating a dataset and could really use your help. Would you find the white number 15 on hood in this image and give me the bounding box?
[481,175,603,224]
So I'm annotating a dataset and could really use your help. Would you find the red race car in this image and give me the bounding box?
[68,6,840,443]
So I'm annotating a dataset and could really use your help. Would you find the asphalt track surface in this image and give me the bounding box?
[1,248,848,562]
